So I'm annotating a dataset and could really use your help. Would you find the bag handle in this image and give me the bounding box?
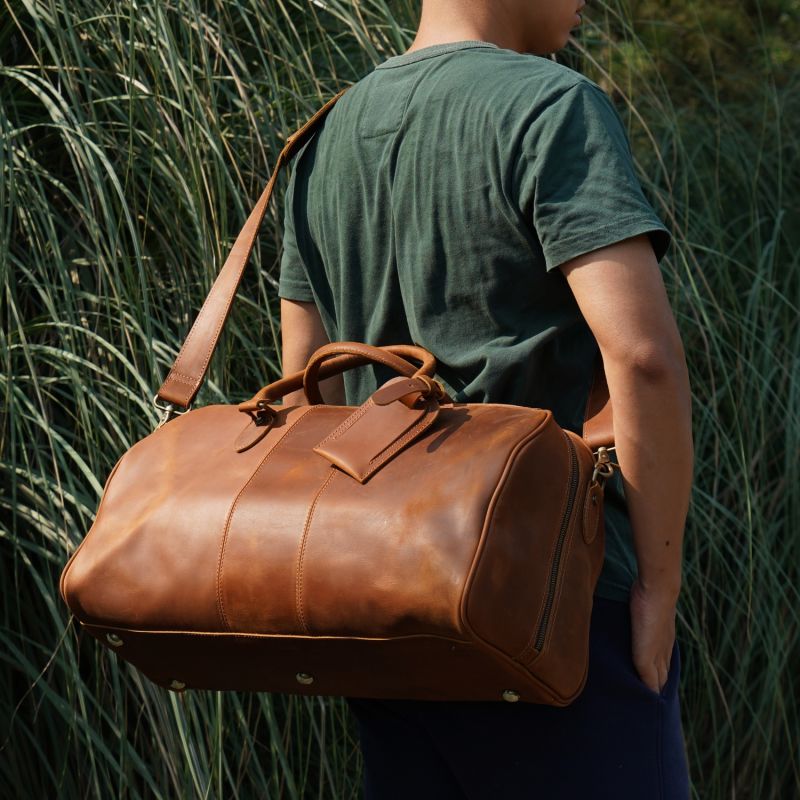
[237,342,446,414]
[154,88,614,449]
[302,342,438,404]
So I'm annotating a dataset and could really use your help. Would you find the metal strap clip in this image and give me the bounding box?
[152,394,192,430]
[591,445,619,486]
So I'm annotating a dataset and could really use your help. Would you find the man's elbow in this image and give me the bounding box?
[605,336,688,385]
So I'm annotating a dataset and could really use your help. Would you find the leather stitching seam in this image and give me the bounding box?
[216,406,315,631]
[365,405,435,469]
[166,370,200,385]
[316,399,373,446]
[295,468,337,635]
[85,625,470,644]
[164,170,281,405]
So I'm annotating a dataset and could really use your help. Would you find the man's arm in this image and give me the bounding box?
[559,233,694,694]
[280,297,345,406]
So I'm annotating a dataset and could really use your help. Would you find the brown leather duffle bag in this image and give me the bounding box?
[59,90,619,706]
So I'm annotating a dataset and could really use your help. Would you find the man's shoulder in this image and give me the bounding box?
[347,48,603,111]
[485,49,598,89]
[307,50,611,159]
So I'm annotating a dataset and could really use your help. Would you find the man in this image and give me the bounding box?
[277,1,693,796]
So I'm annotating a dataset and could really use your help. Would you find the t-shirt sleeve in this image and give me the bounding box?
[277,158,315,302]
[515,81,671,271]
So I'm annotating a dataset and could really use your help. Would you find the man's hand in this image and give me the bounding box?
[629,577,678,693]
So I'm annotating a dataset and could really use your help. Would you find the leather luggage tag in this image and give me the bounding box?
[313,378,440,483]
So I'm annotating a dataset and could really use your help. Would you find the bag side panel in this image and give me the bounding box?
[522,430,605,701]
[61,404,312,631]
[59,452,125,606]
[463,418,571,662]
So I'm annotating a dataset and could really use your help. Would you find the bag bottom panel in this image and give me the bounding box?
[82,624,569,705]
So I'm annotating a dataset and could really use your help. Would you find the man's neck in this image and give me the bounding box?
[406,5,527,55]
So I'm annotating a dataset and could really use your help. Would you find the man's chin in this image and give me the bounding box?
[528,35,571,57]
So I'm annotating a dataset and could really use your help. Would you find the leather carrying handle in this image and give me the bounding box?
[302,342,437,404]
[238,343,443,411]
[155,87,614,448]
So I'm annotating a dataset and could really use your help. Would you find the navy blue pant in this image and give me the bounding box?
[347,597,690,799]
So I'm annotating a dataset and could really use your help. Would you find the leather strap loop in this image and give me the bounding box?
[581,351,614,450]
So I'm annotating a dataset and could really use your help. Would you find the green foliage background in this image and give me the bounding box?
[1,0,798,797]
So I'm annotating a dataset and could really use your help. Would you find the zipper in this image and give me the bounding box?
[532,431,579,653]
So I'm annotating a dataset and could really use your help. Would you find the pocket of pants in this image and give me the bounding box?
[638,641,681,702]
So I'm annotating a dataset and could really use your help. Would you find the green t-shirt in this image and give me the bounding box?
[278,40,671,602]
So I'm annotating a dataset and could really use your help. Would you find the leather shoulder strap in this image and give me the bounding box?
[156,88,349,409]
[155,86,613,449]
[582,350,613,450]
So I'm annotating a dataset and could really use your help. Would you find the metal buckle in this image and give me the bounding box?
[415,375,450,404]
[249,399,276,426]
[591,445,619,486]
[152,394,191,430]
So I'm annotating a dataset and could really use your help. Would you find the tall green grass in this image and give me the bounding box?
[1,1,797,797]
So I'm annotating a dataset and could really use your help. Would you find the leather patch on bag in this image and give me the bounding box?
[313,395,439,483]
[234,412,276,453]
